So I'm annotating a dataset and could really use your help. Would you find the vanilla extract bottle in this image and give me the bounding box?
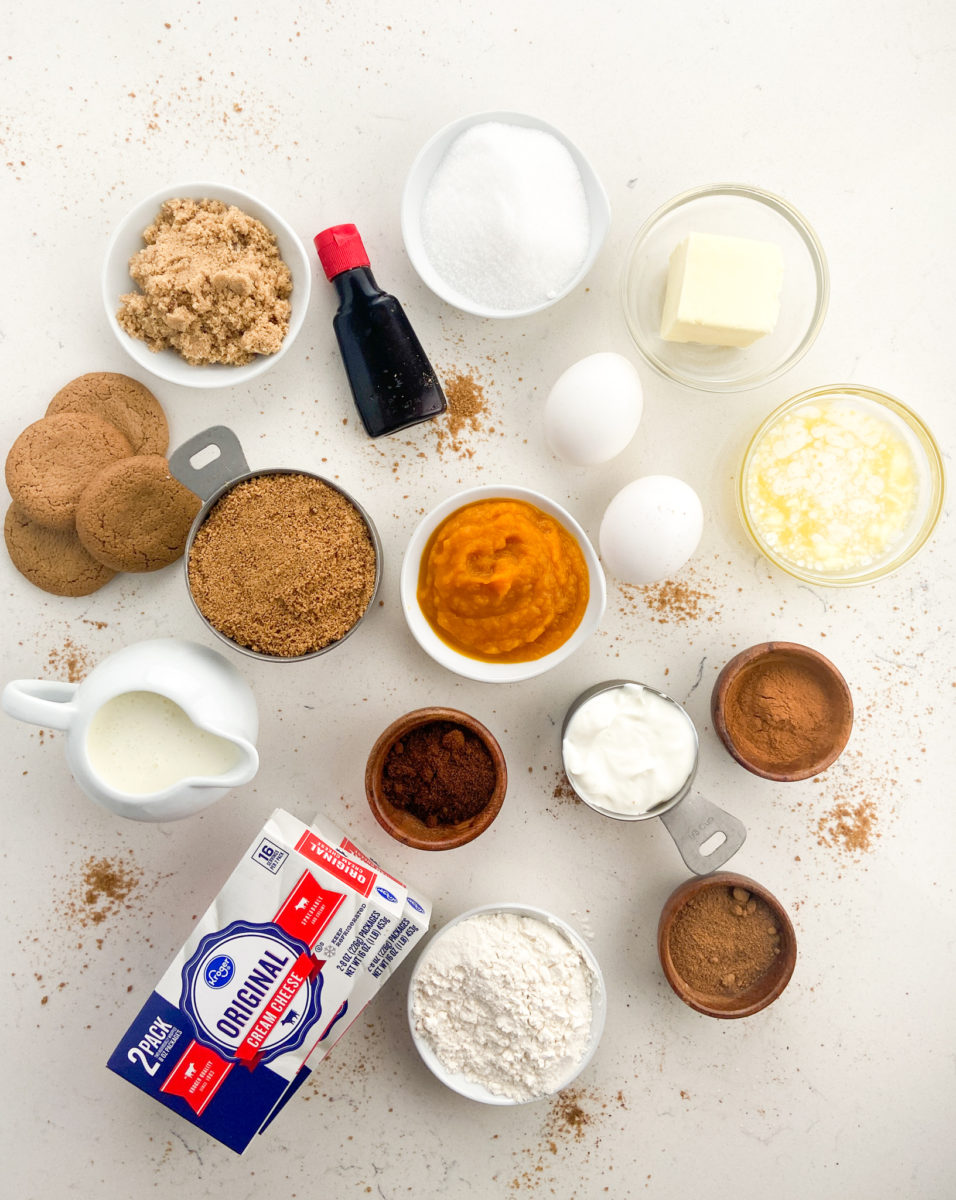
[314,223,446,438]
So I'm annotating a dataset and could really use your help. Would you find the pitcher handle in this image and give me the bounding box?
[3,679,79,731]
[659,792,747,875]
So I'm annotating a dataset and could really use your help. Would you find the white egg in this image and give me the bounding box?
[599,476,703,584]
[544,352,643,466]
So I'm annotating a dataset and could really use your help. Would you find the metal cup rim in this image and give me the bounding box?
[182,466,383,663]
[560,679,700,821]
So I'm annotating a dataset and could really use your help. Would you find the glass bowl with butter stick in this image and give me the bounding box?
[622,182,829,392]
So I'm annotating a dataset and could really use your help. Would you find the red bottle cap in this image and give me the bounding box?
[313,224,371,280]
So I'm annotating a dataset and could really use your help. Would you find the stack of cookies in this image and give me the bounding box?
[4,373,201,596]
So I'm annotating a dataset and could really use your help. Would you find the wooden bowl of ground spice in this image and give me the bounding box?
[711,641,852,781]
[365,707,507,850]
[657,872,797,1019]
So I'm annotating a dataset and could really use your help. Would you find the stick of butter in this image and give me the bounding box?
[660,232,784,347]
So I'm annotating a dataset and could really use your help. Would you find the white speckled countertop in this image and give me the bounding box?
[2,2,954,1197]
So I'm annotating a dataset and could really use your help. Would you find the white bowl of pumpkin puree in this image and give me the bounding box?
[401,485,606,683]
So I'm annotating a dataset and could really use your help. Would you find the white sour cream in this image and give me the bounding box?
[562,683,697,816]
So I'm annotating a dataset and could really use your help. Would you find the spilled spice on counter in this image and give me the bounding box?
[46,638,93,683]
[815,797,878,855]
[382,719,496,825]
[552,769,580,806]
[57,852,141,929]
[668,885,781,995]
[433,367,492,458]
[620,573,715,625]
[548,1088,593,1141]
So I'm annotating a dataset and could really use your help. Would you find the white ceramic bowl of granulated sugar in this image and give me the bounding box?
[401,112,611,318]
[407,903,606,1105]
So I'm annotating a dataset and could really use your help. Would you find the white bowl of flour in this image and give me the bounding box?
[407,903,606,1104]
[402,112,610,318]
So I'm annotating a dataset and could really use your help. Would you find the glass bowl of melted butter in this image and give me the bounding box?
[738,384,944,586]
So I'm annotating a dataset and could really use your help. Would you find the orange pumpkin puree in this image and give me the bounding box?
[417,498,589,663]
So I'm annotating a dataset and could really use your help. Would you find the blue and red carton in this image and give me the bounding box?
[107,808,431,1153]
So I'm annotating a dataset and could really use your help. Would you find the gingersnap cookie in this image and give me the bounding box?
[5,413,133,531]
[46,372,168,456]
[4,503,116,596]
[75,455,201,572]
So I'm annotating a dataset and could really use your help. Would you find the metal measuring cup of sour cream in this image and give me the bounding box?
[561,680,746,875]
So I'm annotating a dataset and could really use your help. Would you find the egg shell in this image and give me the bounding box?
[599,475,703,584]
[545,352,643,466]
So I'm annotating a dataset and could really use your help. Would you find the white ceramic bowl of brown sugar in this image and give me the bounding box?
[102,182,312,389]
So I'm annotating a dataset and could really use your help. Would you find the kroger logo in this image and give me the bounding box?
[407,897,425,914]
[204,955,235,988]
[376,886,397,903]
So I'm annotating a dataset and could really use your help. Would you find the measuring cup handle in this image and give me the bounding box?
[2,679,79,731]
[168,425,249,502]
[659,792,747,875]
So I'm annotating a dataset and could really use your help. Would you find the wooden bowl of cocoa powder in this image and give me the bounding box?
[365,707,507,850]
[657,871,797,1019]
[711,641,852,781]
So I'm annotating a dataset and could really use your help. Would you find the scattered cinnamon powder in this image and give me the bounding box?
[188,473,376,657]
[621,575,715,624]
[510,1085,626,1192]
[548,1088,592,1140]
[815,797,878,855]
[46,637,92,683]
[552,769,580,805]
[57,853,141,929]
[433,368,491,458]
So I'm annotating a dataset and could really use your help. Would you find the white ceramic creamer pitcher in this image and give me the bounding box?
[2,638,259,821]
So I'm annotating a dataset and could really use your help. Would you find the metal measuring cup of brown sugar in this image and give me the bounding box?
[561,680,746,875]
[169,425,382,663]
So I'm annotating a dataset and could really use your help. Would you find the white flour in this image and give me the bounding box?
[411,911,594,1102]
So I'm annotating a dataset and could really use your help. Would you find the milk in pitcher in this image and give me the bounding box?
[86,691,242,794]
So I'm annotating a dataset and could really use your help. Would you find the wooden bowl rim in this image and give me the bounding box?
[657,871,797,1019]
[710,640,853,781]
[365,707,507,851]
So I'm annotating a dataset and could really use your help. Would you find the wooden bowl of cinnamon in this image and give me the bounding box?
[658,871,797,1018]
[365,707,507,850]
[711,641,852,781]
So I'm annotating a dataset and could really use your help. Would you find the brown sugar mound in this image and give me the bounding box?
[187,473,377,657]
[116,198,293,366]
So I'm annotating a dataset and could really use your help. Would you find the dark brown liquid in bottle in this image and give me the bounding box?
[332,267,446,438]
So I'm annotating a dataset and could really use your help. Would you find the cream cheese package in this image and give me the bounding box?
[107,808,426,1153]
[304,812,433,1063]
